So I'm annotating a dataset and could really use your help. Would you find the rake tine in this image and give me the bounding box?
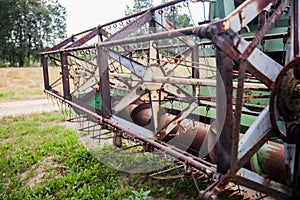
[149,164,185,177]
[91,130,113,140]
[114,144,142,153]
[79,124,99,132]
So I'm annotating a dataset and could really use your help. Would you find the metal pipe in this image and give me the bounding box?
[45,89,291,184]
[98,26,201,48]
[41,44,95,55]
[45,90,215,175]
[151,76,268,90]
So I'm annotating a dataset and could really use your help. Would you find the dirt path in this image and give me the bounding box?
[0,99,59,117]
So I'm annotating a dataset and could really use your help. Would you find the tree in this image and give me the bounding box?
[0,0,66,67]
[125,0,153,16]
[125,0,191,28]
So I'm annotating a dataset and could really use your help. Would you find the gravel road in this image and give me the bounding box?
[0,99,59,117]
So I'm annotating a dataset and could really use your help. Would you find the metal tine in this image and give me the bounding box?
[67,113,87,122]
[114,144,143,153]
[62,102,68,116]
[67,105,73,120]
[149,163,186,180]
[91,130,113,140]
[79,114,89,129]
[92,135,115,140]
[79,123,99,132]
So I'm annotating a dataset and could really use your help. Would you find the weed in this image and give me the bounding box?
[129,188,151,200]
[0,111,207,200]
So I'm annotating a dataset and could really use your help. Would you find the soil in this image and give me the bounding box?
[20,156,64,188]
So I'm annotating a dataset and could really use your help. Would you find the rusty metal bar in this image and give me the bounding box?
[294,0,299,57]
[215,33,234,174]
[41,44,95,55]
[101,10,148,28]
[73,27,99,37]
[232,33,282,87]
[66,28,99,49]
[224,0,275,33]
[236,168,292,199]
[237,106,272,169]
[107,11,152,42]
[149,0,184,12]
[150,76,268,90]
[60,52,71,100]
[46,36,74,52]
[192,45,200,97]
[98,46,112,117]
[149,12,159,65]
[41,55,50,91]
[99,26,201,48]
[116,32,287,53]
[231,60,248,168]
[153,11,196,47]
[42,28,287,56]
[42,26,200,55]
[239,0,290,60]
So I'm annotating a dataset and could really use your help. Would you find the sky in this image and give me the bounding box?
[58,0,208,36]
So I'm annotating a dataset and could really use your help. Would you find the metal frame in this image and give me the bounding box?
[41,0,299,199]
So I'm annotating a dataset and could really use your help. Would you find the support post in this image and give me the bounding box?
[97,46,112,117]
[215,33,234,174]
[41,55,50,91]
[192,45,200,97]
[60,52,71,100]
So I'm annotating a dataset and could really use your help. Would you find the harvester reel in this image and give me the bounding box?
[112,62,192,134]
[270,57,300,143]
[41,0,300,199]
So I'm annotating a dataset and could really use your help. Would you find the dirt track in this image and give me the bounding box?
[0,99,59,117]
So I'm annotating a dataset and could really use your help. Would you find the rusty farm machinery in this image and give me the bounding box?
[41,0,300,199]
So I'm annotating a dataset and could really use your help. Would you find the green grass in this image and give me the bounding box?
[0,89,43,101]
[0,111,209,200]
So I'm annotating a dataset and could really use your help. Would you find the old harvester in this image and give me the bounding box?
[41,0,300,199]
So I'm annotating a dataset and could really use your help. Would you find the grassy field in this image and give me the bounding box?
[0,67,61,101]
[0,111,205,200]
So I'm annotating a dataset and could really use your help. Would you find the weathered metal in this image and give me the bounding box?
[41,0,300,199]
[41,55,50,91]
[239,0,290,60]
[97,46,111,117]
[231,60,248,169]
[60,52,71,100]
[215,33,234,174]
[66,28,99,49]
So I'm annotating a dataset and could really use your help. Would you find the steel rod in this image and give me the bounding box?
[98,26,201,48]
[44,90,216,175]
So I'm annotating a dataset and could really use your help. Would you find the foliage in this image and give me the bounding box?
[0,0,66,67]
[125,0,191,28]
[129,188,151,200]
[125,0,153,16]
[0,111,205,200]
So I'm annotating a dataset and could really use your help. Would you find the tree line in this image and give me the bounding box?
[126,0,192,28]
[0,0,191,67]
[0,0,66,67]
